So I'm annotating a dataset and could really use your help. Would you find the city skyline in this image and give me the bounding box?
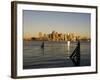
[23,10,91,39]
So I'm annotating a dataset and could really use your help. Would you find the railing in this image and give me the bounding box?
[70,41,80,66]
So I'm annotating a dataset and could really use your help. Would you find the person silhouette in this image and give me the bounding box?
[41,41,44,49]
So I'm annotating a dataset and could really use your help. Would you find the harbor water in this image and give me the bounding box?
[23,41,91,69]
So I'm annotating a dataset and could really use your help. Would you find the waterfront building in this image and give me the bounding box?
[30,31,90,42]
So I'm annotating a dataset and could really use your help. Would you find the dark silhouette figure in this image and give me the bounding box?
[41,41,45,55]
[41,41,44,49]
[70,41,80,66]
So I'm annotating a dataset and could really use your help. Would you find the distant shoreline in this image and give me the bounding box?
[23,40,91,44]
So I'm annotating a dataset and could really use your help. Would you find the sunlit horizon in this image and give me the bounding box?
[23,10,91,39]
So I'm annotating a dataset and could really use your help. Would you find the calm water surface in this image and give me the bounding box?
[23,41,91,69]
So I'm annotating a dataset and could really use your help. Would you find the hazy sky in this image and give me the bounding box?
[23,10,90,38]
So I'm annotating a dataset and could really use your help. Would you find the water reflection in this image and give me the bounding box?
[41,41,80,66]
[67,41,70,59]
[23,41,90,69]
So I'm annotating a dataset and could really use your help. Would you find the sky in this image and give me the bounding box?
[23,10,91,38]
